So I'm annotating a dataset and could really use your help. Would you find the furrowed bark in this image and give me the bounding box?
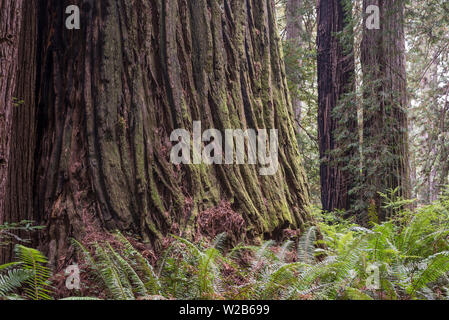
[0,1,24,227]
[316,0,357,212]
[0,1,37,263]
[361,0,410,221]
[285,0,303,123]
[1,0,312,265]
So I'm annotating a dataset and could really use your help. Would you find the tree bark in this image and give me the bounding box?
[361,0,410,221]
[437,98,449,196]
[0,1,24,226]
[0,1,38,263]
[1,0,312,265]
[316,0,357,212]
[285,0,303,123]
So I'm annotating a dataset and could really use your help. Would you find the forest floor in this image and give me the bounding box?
[46,189,449,300]
[2,191,449,300]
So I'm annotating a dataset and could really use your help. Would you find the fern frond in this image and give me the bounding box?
[298,227,317,264]
[94,243,134,300]
[0,269,32,297]
[410,251,449,295]
[106,243,147,297]
[14,245,52,300]
[113,232,161,294]
[278,240,294,262]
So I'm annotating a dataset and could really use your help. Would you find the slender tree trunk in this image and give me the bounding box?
[285,0,303,123]
[1,0,312,265]
[361,0,410,221]
[437,98,449,195]
[316,0,357,212]
[434,63,449,197]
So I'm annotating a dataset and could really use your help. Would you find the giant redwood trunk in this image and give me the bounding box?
[361,0,410,221]
[316,0,357,212]
[0,0,312,265]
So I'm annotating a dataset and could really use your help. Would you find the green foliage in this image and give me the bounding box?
[63,191,449,300]
[314,192,449,299]
[0,245,52,300]
[0,269,32,298]
[59,297,102,300]
[73,234,161,300]
[0,220,45,247]
[277,0,321,203]
[14,245,52,300]
[157,233,228,299]
[3,192,449,300]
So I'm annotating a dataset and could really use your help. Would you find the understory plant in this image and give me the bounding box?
[2,190,449,300]
[0,245,52,300]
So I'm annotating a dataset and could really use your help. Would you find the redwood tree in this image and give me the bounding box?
[361,0,410,221]
[0,1,24,229]
[285,0,303,122]
[1,1,38,263]
[316,0,357,212]
[0,0,312,265]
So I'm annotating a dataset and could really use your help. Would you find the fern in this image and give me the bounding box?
[113,232,161,294]
[106,243,147,297]
[298,227,318,264]
[409,251,449,296]
[170,234,225,298]
[0,269,32,298]
[93,243,135,300]
[14,245,52,300]
[73,234,163,300]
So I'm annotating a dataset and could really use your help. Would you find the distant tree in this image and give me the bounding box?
[279,0,321,203]
[316,0,357,212]
[285,0,304,122]
[406,0,449,203]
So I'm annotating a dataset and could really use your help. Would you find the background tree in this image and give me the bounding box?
[406,0,449,203]
[0,0,312,265]
[277,0,321,203]
[285,0,303,123]
[316,0,357,212]
[360,0,410,221]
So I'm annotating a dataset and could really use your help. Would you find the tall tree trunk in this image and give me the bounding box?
[434,63,449,197]
[316,0,357,212]
[437,97,449,196]
[1,0,312,265]
[0,1,37,263]
[285,0,303,123]
[0,1,24,226]
[361,0,410,221]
